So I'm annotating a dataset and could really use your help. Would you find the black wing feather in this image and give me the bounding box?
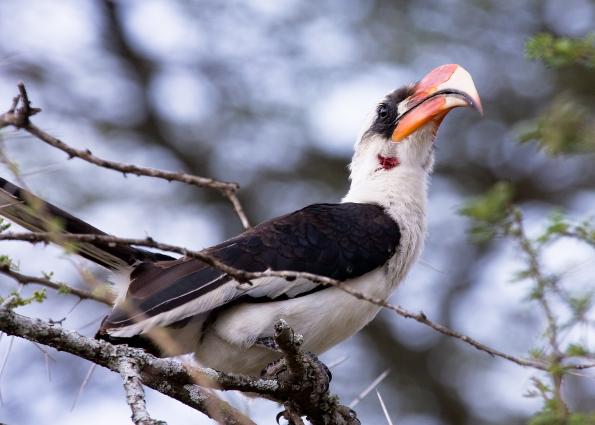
[103,203,400,330]
[0,176,172,268]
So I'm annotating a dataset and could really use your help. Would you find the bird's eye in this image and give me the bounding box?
[377,104,389,120]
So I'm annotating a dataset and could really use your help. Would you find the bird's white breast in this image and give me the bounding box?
[195,268,393,375]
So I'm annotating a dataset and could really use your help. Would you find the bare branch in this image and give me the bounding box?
[0,306,258,424]
[274,319,306,381]
[0,307,363,424]
[0,265,113,305]
[118,357,165,425]
[263,320,361,425]
[3,230,593,371]
[0,83,250,229]
[0,83,40,130]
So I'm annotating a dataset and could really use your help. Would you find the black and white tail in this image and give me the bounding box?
[0,176,172,270]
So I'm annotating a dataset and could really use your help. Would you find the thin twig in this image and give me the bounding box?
[0,265,113,305]
[1,230,591,371]
[118,357,164,425]
[561,229,595,249]
[274,319,305,381]
[0,83,250,229]
[0,306,258,424]
[511,209,561,356]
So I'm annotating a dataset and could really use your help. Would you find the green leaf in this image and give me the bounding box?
[525,33,595,68]
[568,293,593,321]
[566,344,589,357]
[57,283,71,295]
[0,254,14,269]
[529,412,595,425]
[0,218,11,233]
[538,212,569,244]
[518,94,595,156]
[459,182,514,242]
[0,288,47,308]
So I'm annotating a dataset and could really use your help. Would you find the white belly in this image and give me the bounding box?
[194,268,391,375]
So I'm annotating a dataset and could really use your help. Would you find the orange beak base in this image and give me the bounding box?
[391,64,482,142]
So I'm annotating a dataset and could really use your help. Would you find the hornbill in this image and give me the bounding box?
[0,64,481,376]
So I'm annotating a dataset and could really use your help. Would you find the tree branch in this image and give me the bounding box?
[118,357,165,425]
[0,83,250,229]
[0,306,363,424]
[3,230,594,372]
[0,265,113,305]
[0,305,261,424]
[261,319,360,425]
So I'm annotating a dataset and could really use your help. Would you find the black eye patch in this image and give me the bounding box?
[366,85,415,139]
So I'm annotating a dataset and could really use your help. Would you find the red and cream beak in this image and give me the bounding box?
[391,64,482,142]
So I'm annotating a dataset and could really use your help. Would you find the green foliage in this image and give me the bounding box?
[57,283,71,295]
[519,95,595,156]
[528,410,595,425]
[521,33,595,156]
[537,213,595,248]
[0,254,15,269]
[525,33,595,68]
[0,288,47,309]
[459,182,514,242]
[460,180,595,424]
[568,293,593,322]
[565,344,589,357]
[538,212,569,244]
[0,217,11,233]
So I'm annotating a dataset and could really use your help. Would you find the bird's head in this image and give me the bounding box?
[348,64,482,191]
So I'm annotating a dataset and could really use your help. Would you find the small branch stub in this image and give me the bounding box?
[118,357,165,425]
[263,319,360,425]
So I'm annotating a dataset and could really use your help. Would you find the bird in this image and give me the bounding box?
[0,64,481,376]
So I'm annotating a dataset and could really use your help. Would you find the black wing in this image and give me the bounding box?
[0,176,173,269]
[102,203,400,330]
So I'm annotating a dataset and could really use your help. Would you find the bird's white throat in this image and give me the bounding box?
[342,130,434,289]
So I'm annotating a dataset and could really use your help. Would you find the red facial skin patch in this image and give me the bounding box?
[377,154,400,170]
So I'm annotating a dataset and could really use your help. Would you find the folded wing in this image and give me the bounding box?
[100,202,400,337]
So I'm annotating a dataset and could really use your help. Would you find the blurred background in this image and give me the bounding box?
[0,0,594,424]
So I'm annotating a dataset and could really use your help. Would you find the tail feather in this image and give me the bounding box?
[0,176,173,269]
